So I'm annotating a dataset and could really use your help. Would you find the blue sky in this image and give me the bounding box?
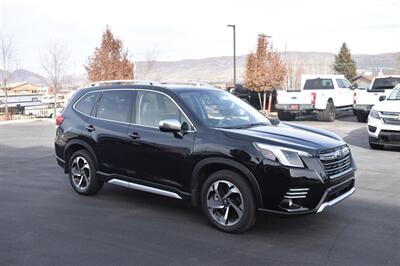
[1,0,399,75]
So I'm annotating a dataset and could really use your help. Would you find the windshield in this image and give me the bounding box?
[177,89,270,128]
[388,86,400,100]
[371,77,400,90]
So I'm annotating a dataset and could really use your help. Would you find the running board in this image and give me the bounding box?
[107,179,182,200]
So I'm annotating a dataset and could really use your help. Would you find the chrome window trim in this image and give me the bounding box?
[72,88,197,132]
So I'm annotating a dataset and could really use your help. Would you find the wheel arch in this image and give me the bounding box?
[64,139,98,174]
[190,157,263,208]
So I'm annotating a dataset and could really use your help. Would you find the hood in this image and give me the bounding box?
[373,100,400,112]
[220,122,345,155]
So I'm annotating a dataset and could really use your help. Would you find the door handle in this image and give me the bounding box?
[85,124,95,132]
[128,132,140,139]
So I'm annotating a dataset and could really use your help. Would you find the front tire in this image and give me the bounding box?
[369,142,384,150]
[355,110,369,123]
[201,170,257,233]
[69,149,104,195]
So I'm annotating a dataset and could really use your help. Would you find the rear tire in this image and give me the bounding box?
[369,142,384,150]
[317,102,336,122]
[201,170,257,233]
[355,110,369,123]
[277,110,296,121]
[68,149,104,195]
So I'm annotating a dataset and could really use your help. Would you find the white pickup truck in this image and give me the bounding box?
[353,75,400,122]
[276,75,355,122]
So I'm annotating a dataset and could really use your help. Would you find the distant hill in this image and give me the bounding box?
[135,52,399,83]
[0,69,46,86]
[1,52,398,86]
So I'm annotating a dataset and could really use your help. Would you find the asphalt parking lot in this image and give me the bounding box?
[0,116,399,266]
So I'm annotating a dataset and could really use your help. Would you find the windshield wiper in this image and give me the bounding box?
[219,122,269,129]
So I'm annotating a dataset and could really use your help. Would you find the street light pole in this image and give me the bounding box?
[227,24,236,89]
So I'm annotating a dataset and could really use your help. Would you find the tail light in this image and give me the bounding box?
[353,92,357,104]
[56,115,64,126]
[311,92,316,105]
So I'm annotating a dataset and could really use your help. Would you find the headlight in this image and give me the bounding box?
[254,143,311,168]
[369,109,380,119]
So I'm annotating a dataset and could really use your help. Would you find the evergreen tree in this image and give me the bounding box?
[333,42,357,80]
[85,26,134,82]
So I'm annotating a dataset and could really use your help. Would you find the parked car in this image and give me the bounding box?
[276,75,356,121]
[55,82,356,233]
[229,85,277,111]
[354,75,400,122]
[368,84,400,149]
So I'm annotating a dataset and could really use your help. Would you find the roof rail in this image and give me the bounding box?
[89,80,159,87]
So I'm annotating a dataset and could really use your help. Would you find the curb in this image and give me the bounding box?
[0,118,54,125]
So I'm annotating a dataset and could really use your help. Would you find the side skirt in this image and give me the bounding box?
[97,171,191,201]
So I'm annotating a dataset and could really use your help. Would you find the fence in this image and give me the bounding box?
[0,104,63,121]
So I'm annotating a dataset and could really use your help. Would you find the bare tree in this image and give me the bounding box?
[140,48,159,80]
[0,35,17,120]
[42,43,67,118]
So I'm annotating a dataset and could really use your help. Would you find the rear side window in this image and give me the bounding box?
[75,92,100,115]
[96,90,134,123]
[303,79,334,90]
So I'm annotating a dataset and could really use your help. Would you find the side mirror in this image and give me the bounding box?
[379,95,386,101]
[350,83,358,90]
[159,119,182,133]
[269,117,280,126]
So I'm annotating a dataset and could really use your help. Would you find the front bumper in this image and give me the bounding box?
[368,116,400,146]
[256,155,356,216]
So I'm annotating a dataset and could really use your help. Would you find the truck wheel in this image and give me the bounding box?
[277,111,296,121]
[317,102,336,122]
[369,142,384,150]
[355,110,369,123]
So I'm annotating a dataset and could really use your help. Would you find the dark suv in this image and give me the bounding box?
[55,83,356,233]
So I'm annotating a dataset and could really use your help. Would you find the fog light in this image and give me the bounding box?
[368,125,377,133]
[280,198,293,209]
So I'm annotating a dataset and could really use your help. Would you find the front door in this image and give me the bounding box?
[126,90,195,191]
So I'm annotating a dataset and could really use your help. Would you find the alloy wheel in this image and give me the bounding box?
[206,180,244,226]
[71,156,91,191]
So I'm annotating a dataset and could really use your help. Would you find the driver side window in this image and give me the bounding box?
[135,91,191,129]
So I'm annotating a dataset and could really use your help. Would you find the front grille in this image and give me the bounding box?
[381,111,400,125]
[319,145,353,179]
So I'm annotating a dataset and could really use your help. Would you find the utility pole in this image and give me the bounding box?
[227,24,236,89]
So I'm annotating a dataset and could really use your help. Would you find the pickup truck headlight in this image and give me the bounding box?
[254,143,311,168]
[369,109,380,119]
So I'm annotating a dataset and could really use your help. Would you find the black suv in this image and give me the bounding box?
[55,83,356,233]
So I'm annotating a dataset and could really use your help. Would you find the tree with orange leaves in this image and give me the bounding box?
[244,34,287,112]
[85,26,134,82]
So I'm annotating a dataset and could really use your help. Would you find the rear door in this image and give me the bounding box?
[85,90,135,176]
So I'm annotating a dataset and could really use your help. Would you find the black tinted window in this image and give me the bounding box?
[303,79,334,90]
[96,90,134,123]
[135,91,191,128]
[75,92,100,115]
[371,78,400,90]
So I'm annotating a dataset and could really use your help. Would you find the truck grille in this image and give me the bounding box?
[319,145,353,179]
[381,111,400,125]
